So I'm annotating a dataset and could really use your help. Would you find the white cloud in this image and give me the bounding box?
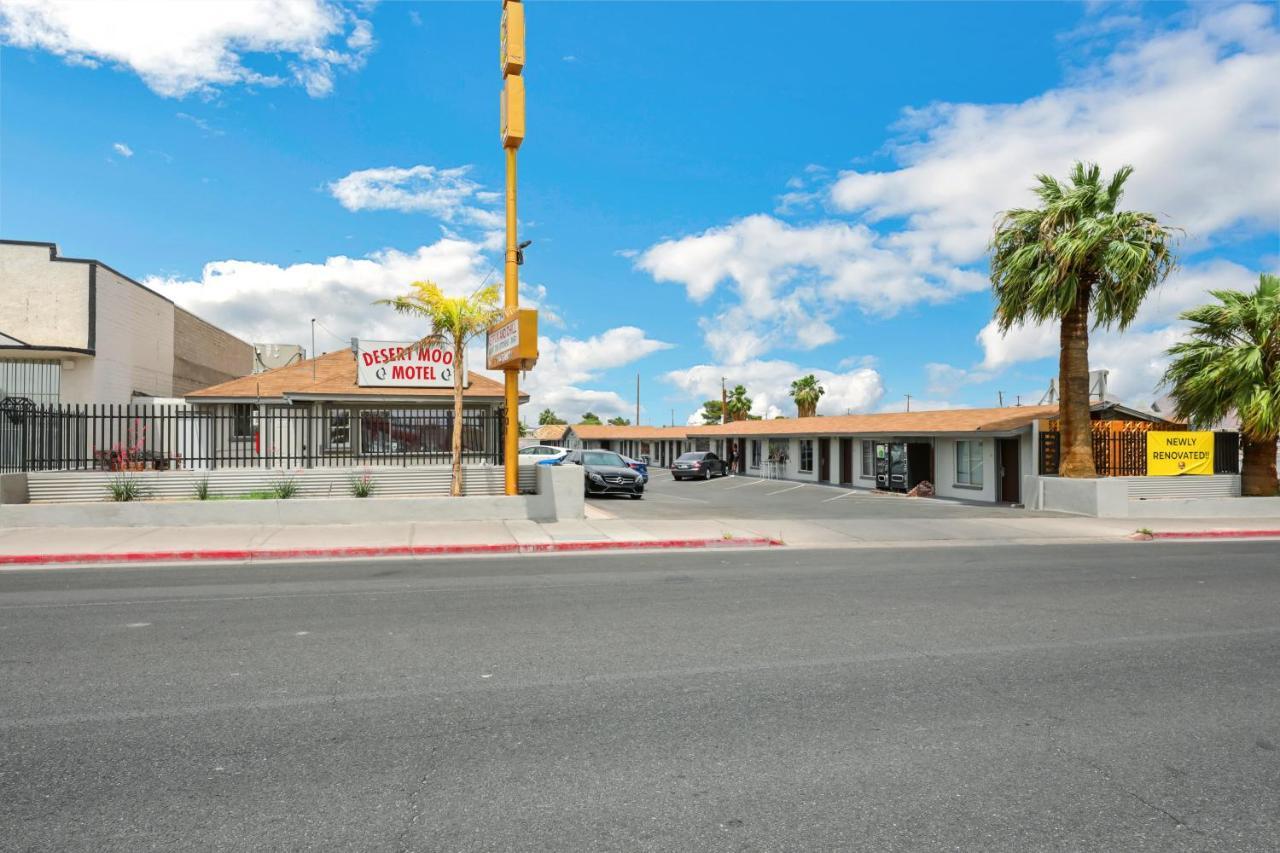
[829,4,1279,264]
[517,327,674,421]
[111,142,133,157]
[0,0,373,98]
[637,214,984,363]
[328,164,501,229]
[664,360,885,420]
[924,362,992,397]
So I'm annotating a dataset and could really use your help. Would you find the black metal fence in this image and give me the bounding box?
[1037,430,1241,476]
[0,402,506,473]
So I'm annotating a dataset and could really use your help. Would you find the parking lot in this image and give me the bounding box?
[596,468,1044,520]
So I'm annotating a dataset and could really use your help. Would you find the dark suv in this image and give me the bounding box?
[672,451,728,481]
[562,449,645,499]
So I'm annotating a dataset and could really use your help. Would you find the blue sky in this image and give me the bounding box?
[2,1,1277,423]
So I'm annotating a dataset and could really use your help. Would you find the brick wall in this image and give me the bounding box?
[172,308,254,395]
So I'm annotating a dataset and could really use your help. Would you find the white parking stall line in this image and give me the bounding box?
[822,490,861,502]
[644,492,708,503]
[723,478,769,491]
[765,483,807,496]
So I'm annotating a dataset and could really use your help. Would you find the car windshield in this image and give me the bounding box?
[676,452,705,461]
[582,451,625,467]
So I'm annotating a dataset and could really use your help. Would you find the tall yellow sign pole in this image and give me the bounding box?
[500,0,525,496]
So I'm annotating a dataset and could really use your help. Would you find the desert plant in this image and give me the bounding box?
[1163,272,1279,496]
[378,281,503,497]
[349,469,375,498]
[193,475,211,500]
[790,375,825,418]
[106,473,145,502]
[271,474,300,500]
[990,162,1177,476]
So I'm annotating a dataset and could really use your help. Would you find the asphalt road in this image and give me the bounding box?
[2,542,1278,852]
[601,467,1055,520]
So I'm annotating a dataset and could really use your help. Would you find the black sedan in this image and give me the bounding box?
[562,449,645,499]
[671,451,729,481]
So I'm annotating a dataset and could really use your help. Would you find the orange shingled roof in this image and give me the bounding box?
[186,349,523,402]
[571,424,694,440]
[684,405,1060,436]
[532,424,568,441]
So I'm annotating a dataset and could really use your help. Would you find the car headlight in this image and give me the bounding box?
[588,472,604,483]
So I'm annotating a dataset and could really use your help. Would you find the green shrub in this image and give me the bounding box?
[193,475,211,500]
[349,470,375,498]
[271,474,300,500]
[107,473,145,502]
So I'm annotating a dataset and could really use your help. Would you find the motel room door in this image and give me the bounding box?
[838,438,853,485]
[818,438,831,482]
[998,438,1020,503]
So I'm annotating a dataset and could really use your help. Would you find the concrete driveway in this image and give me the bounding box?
[597,468,1051,520]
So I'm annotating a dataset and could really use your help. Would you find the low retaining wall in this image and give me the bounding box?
[1025,474,1276,519]
[7,465,538,504]
[0,465,583,527]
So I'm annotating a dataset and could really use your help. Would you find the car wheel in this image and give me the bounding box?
[703,467,711,480]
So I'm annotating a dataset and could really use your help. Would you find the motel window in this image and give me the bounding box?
[799,439,814,473]
[861,440,875,478]
[328,409,351,449]
[231,404,254,440]
[768,438,788,467]
[751,439,761,469]
[955,440,984,487]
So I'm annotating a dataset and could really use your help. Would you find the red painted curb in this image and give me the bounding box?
[0,536,783,567]
[1149,529,1280,540]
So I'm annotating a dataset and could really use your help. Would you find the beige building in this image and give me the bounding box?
[0,239,253,404]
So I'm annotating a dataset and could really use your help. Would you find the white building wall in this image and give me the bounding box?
[89,265,175,401]
[933,437,997,502]
[0,243,90,349]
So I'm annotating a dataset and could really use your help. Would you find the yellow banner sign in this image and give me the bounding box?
[1147,431,1214,476]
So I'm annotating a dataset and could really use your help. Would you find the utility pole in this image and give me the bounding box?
[721,376,728,424]
[904,393,912,412]
[997,390,1004,407]
[310,319,316,383]
[635,372,640,425]
[500,0,526,496]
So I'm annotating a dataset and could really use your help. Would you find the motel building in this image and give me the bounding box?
[183,342,525,468]
[557,401,1179,505]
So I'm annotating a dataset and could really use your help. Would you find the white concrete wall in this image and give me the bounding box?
[933,437,997,502]
[89,265,175,401]
[0,243,90,349]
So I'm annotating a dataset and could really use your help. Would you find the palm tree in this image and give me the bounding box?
[990,162,1177,477]
[538,408,566,425]
[378,281,502,496]
[725,385,753,422]
[1163,273,1279,496]
[790,375,824,418]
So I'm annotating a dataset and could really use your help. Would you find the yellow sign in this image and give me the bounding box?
[486,309,538,371]
[501,75,525,149]
[500,1,525,76]
[1147,431,1214,476]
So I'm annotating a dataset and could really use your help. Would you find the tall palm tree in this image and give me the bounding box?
[1163,273,1279,496]
[725,385,753,422]
[990,162,1177,477]
[538,408,566,425]
[790,375,825,418]
[378,281,502,496]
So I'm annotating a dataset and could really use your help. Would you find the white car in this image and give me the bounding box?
[518,445,569,465]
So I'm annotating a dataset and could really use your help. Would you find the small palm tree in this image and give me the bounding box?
[790,375,824,418]
[725,385,752,421]
[378,281,502,496]
[538,408,566,425]
[990,162,1177,476]
[1163,273,1279,496]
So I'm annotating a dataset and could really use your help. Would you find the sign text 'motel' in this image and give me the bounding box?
[486,309,538,371]
[355,340,467,389]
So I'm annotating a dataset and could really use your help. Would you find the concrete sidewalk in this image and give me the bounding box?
[0,512,1277,567]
